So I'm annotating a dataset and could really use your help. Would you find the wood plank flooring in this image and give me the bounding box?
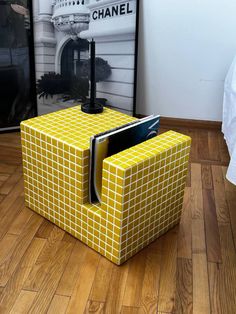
[0,127,235,313]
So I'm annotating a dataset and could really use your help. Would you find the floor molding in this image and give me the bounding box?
[135,115,222,130]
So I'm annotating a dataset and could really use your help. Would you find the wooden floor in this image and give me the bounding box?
[0,127,235,314]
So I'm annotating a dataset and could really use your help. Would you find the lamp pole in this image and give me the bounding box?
[81,39,103,114]
[90,39,96,107]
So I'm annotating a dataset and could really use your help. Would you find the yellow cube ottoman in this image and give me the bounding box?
[20,106,191,265]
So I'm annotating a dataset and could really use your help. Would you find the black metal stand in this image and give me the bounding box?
[81,39,103,114]
[81,102,103,114]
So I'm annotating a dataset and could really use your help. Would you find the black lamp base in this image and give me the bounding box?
[81,102,103,114]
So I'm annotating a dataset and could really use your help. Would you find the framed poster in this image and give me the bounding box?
[33,0,140,116]
[0,0,37,131]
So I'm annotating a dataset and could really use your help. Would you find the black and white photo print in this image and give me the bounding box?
[33,0,139,116]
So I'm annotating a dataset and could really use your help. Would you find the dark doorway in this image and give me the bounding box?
[61,38,89,79]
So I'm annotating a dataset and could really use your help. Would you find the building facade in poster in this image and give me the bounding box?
[33,0,137,115]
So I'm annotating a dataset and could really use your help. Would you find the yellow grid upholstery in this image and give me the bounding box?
[21,106,191,265]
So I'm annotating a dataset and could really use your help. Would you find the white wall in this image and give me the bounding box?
[136,0,236,121]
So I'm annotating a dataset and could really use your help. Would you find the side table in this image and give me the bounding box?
[21,106,191,265]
